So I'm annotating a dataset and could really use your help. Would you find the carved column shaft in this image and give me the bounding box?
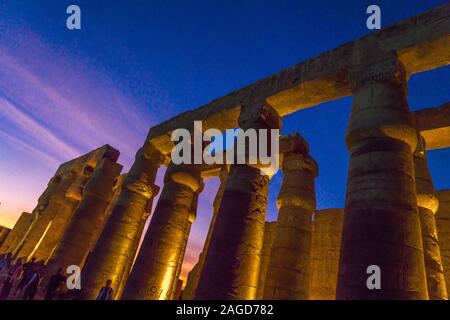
[256,221,276,299]
[414,136,448,300]
[264,134,318,300]
[80,147,164,300]
[115,190,158,300]
[195,104,280,300]
[34,170,92,262]
[44,158,123,285]
[182,167,228,300]
[310,209,344,300]
[436,190,450,293]
[122,163,202,300]
[337,56,427,299]
[16,173,77,260]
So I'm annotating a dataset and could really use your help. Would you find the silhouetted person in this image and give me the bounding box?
[22,265,41,300]
[45,267,66,300]
[0,253,12,271]
[0,259,23,300]
[96,279,114,300]
[16,257,36,297]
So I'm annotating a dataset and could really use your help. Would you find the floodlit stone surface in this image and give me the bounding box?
[337,55,428,300]
[256,221,276,299]
[44,158,123,285]
[195,104,280,300]
[414,136,448,300]
[81,147,165,300]
[183,167,228,300]
[0,226,11,248]
[0,212,33,255]
[264,133,318,300]
[122,163,203,300]
[310,209,344,300]
[436,190,450,293]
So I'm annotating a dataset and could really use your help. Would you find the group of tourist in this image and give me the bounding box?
[0,252,114,300]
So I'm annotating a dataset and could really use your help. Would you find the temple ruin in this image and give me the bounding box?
[1,3,449,300]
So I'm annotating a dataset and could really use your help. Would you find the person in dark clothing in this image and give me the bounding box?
[96,279,114,300]
[15,257,36,297]
[22,265,40,300]
[45,267,66,300]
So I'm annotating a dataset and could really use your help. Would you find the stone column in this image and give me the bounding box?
[0,227,11,248]
[33,169,92,262]
[115,189,158,300]
[80,147,164,300]
[256,221,276,299]
[195,103,281,300]
[436,190,450,292]
[264,133,318,300]
[16,173,77,260]
[182,167,228,300]
[44,158,123,282]
[0,212,33,255]
[414,136,448,300]
[310,208,344,300]
[122,163,203,300]
[336,55,428,299]
[9,176,63,257]
[170,188,201,300]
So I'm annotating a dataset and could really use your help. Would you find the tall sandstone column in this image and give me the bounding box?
[264,133,318,300]
[16,173,77,260]
[115,188,158,300]
[33,169,93,261]
[310,209,344,300]
[122,163,203,300]
[81,147,164,300]
[436,190,450,292]
[414,136,448,300]
[256,221,276,299]
[44,158,123,281]
[0,227,11,248]
[10,175,63,257]
[0,212,33,255]
[182,167,228,300]
[195,103,280,300]
[336,55,428,299]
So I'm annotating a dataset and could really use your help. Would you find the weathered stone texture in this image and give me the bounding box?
[337,56,428,300]
[414,137,447,300]
[264,133,317,300]
[0,212,33,255]
[436,190,450,293]
[310,209,344,300]
[256,221,276,299]
[0,226,11,248]
[44,158,123,285]
[123,163,202,300]
[182,167,228,300]
[195,105,279,300]
[81,147,165,300]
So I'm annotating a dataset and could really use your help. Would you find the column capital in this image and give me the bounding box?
[238,103,281,130]
[123,147,164,199]
[165,163,203,193]
[414,134,439,213]
[349,53,408,92]
[280,133,318,177]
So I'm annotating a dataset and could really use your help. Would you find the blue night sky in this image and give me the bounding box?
[0,0,449,278]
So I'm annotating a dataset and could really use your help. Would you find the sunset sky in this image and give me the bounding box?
[1,0,449,280]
